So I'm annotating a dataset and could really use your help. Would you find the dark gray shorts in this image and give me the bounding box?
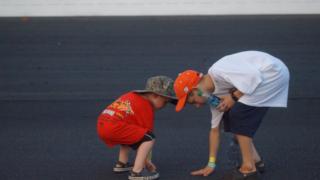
[223,102,269,138]
[129,132,155,150]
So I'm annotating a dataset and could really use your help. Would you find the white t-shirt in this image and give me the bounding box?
[208,51,290,128]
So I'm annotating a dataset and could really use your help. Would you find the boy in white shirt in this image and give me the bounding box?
[173,51,289,180]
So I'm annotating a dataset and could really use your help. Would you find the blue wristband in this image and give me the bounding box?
[207,162,216,168]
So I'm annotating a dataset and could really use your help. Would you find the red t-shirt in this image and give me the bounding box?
[97,92,154,147]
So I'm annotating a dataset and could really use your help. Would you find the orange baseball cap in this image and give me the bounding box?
[174,70,203,112]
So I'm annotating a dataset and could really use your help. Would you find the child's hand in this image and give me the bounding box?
[191,166,214,176]
[145,160,157,172]
[216,95,235,112]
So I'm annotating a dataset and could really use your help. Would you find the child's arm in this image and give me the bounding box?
[191,126,220,176]
[217,89,244,112]
[209,126,220,166]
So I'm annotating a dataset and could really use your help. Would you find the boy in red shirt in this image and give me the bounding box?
[97,76,176,180]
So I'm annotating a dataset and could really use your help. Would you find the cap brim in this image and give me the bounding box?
[133,90,178,104]
[132,90,151,93]
[175,95,187,112]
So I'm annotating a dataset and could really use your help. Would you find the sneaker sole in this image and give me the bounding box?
[113,167,133,173]
[128,173,159,180]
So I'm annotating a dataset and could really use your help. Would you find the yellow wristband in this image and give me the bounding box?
[209,157,216,163]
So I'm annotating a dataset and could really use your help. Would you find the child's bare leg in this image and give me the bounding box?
[251,142,261,163]
[233,135,261,163]
[119,145,130,163]
[132,140,155,173]
[236,134,256,173]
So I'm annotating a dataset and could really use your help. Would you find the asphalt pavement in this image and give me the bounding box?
[0,15,320,180]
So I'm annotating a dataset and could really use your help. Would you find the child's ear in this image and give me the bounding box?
[152,93,160,98]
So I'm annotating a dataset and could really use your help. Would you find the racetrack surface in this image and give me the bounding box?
[1,15,320,180]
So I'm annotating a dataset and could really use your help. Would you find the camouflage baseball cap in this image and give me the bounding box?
[133,76,177,103]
